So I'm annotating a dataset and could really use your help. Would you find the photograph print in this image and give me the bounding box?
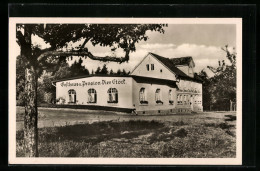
[9,18,242,165]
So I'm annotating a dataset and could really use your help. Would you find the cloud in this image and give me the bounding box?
[140,43,176,49]
[76,42,230,75]
[135,43,228,72]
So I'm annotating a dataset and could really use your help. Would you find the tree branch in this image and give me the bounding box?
[38,48,130,63]
[80,38,90,49]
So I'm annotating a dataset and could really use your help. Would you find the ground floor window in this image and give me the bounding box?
[107,88,118,103]
[183,95,187,105]
[140,88,148,104]
[155,88,163,104]
[68,89,76,103]
[88,88,97,103]
[169,89,174,105]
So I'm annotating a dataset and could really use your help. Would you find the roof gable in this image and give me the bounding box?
[149,53,189,77]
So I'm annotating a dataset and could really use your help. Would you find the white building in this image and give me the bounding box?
[54,52,203,114]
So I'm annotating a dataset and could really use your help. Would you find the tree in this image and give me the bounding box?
[100,64,108,75]
[121,69,127,75]
[70,57,89,77]
[95,66,101,75]
[16,24,165,156]
[109,69,114,75]
[16,55,26,106]
[203,45,236,111]
[52,62,72,80]
[116,69,122,75]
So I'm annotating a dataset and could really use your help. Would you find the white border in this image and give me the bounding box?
[9,18,242,165]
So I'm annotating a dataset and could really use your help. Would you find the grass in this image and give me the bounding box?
[16,117,236,158]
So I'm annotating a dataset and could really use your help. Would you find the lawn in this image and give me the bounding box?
[16,107,236,158]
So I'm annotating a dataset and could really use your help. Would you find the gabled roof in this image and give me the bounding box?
[170,56,195,67]
[149,53,188,77]
[149,53,202,83]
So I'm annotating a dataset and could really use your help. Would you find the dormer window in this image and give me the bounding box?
[146,64,149,71]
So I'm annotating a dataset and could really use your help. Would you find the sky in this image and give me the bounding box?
[16,24,236,76]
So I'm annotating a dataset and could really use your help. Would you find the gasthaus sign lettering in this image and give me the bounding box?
[60,79,126,87]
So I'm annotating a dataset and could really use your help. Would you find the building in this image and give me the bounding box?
[53,52,203,114]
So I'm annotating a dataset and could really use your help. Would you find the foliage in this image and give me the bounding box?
[109,69,114,75]
[16,23,166,156]
[100,64,108,75]
[198,45,236,111]
[70,58,89,77]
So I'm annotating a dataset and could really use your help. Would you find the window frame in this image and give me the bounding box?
[107,88,118,103]
[146,64,150,71]
[155,88,163,104]
[139,87,148,104]
[87,88,97,103]
[68,89,76,104]
[151,64,154,70]
[169,89,174,105]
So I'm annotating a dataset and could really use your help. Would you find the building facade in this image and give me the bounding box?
[54,53,203,114]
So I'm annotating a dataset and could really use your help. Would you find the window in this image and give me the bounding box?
[107,88,118,103]
[160,69,163,72]
[68,89,76,103]
[184,95,187,104]
[178,95,182,105]
[169,89,174,105]
[146,64,149,71]
[87,88,97,103]
[155,89,163,104]
[151,64,154,70]
[139,88,148,104]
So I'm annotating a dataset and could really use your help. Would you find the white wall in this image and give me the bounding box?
[132,80,177,112]
[56,76,133,109]
[131,54,176,80]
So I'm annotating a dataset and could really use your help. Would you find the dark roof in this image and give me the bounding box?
[170,56,193,66]
[150,53,189,77]
[132,75,177,88]
[149,53,202,83]
[53,75,131,83]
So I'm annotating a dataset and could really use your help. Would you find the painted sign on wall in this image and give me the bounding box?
[60,79,126,87]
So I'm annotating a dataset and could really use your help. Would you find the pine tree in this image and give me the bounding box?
[116,69,122,75]
[95,66,101,74]
[100,64,108,75]
[109,69,114,75]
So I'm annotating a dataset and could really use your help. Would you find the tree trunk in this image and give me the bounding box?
[23,66,38,157]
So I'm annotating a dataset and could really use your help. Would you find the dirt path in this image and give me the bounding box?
[16,106,236,131]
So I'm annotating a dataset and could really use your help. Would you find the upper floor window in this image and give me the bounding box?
[146,64,150,71]
[155,88,163,104]
[68,89,76,103]
[88,88,97,103]
[151,64,154,70]
[107,88,118,103]
[169,89,174,105]
[139,88,148,104]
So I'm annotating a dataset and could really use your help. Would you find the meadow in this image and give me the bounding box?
[16,107,236,158]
